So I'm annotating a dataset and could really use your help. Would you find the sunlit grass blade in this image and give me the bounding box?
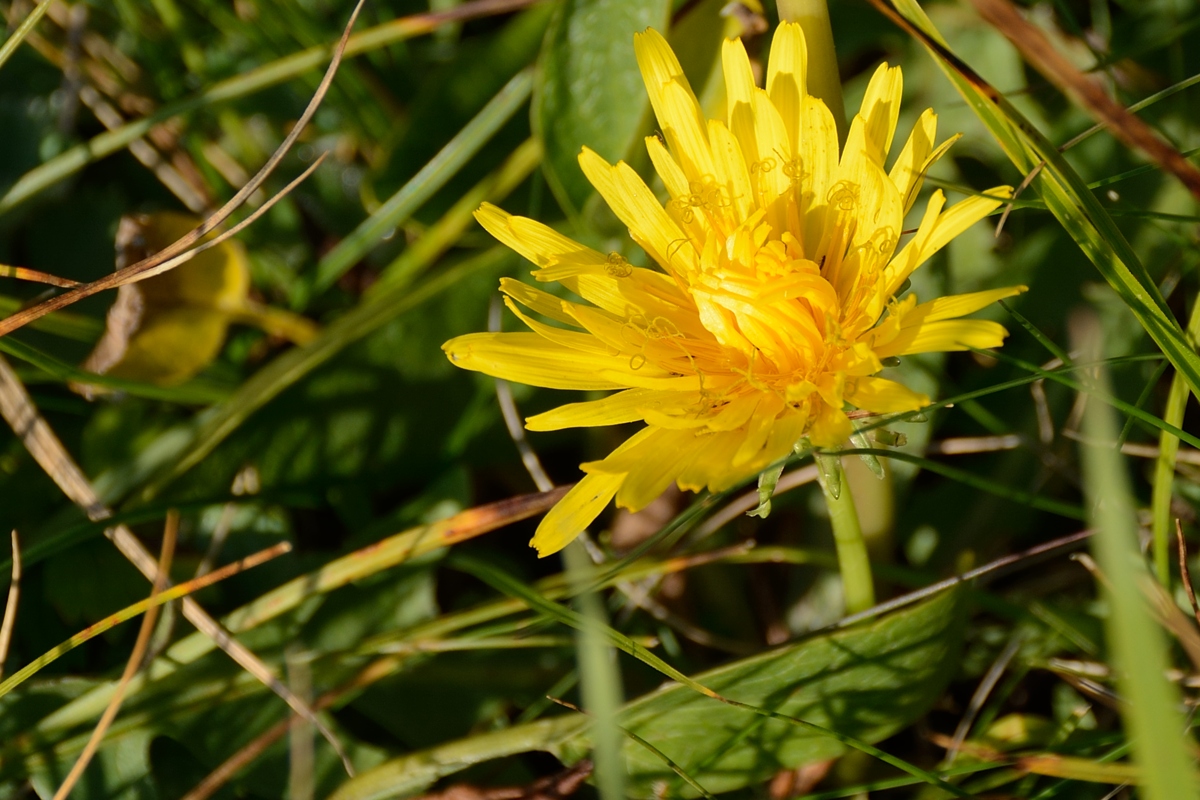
[1074,313,1199,800]
[1151,291,1200,583]
[562,541,625,800]
[0,0,535,215]
[311,67,533,295]
[836,448,1085,520]
[969,0,1200,200]
[872,0,1200,402]
[0,541,289,699]
[0,0,51,73]
[29,487,567,737]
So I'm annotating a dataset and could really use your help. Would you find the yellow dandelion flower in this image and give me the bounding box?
[444,23,1025,557]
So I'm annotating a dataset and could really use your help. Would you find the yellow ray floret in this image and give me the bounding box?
[443,22,1027,556]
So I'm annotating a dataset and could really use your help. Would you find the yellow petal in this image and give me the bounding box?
[874,319,1010,357]
[733,407,809,477]
[807,402,852,447]
[705,393,759,431]
[532,471,625,557]
[526,388,690,431]
[847,376,929,413]
[610,428,704,510]
[502,297,613,356]
[443,332,627,390]
[889,109,960,214]
[499,278,577,326]
[733,393,784,467]
[917,285,1027,323]
[888,109,935,205]
[578,148,690,278]
[858,63,902,160]
[799,95,838,246]
[883,188,946,295]
[677,430,744,492]
[476,204,605,271]
[646,134,689,199]
[660,80,717,181]
[721,36,757,127]
[506,214,610,269]
[883,187,1010,298]
[766,21,808,154]
[924,187,1011,255]
[708,119,754,222]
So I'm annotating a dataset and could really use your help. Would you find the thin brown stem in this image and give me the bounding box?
[0,530,20,681]
[1177,520,1200,629]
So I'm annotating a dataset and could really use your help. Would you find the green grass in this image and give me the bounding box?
[0,0,1198,798]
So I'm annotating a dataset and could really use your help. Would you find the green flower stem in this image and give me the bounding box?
[776,0,848,144]
[816,453,876,614]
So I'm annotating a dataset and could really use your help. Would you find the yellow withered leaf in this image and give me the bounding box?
[78,211,315,396]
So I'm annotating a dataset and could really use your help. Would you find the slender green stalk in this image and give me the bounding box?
[563,540,625,800]
[1152,290,1200,583]
[777,0,848,143]
[1075,313,1199,800]
[816,453,875,614]
[0,0,51,74]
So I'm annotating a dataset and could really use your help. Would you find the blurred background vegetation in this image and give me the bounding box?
[0,0,1197,797]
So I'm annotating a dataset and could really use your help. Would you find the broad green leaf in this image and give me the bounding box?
[881,0,1200,401]
[581,587,965,798]
[329,590,965,800]
[533,0,670,217]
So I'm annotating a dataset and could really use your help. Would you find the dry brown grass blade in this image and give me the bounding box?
[0,0,365,338]
[0,265,81,288]
[0,530,20,682]
[52,511,177,800]
[1177,520,1200,628]
[0,353,356,776]
[1075,543,1200,672]
[968,0,1200,202]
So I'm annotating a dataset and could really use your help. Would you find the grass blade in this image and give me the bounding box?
[1151,290,1200,583]
[0,0,536,215]
[0,541,289,699]
[1074,312,1199,800]
[871,0,1200,402]
[0,0,51,73]
[451,554,972,798]
[312,67,533,294]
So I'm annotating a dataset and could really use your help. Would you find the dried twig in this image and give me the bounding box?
[1178,520,1200,628]
[969,0,1200,201]
[52,511,178,800]
[0,0,365,337]
[0,531,20,682]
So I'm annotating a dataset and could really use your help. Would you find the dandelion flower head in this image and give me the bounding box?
[444,23,1025,556]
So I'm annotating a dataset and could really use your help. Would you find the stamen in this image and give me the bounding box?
[605,252,633,277]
